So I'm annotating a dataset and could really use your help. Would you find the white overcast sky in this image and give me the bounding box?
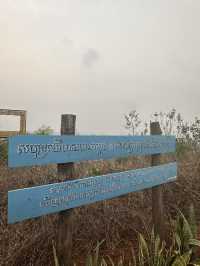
[1,0,200,134]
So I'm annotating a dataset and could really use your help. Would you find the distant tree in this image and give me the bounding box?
[34,125,54,135]
[124,110,141,135]
[125,108,192,139]
[151,108,190,138]
[190,117,200,144]
[125,108,200,156]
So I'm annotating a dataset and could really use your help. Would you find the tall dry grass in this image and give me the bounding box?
[0,151,200,265]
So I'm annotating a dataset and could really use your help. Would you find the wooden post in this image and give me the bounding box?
[150,121,165,240]
[57,114,76,266]
[20,112,27,134]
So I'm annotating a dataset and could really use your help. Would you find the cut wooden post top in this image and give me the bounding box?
[150,121,162,135]
[61,114,76,135]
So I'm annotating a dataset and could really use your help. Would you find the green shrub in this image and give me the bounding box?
[72,208,200,266]
[33,125,54,135]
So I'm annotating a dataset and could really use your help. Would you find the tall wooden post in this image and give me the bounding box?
[57,114,76,266]
[150,121,165,240]
[20,112,27,134]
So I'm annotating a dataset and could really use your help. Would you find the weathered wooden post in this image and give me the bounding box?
[150,121,165,240]
[57,114,76,266]
[19,111,27,135]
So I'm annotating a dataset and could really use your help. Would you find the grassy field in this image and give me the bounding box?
[0,150,200,265]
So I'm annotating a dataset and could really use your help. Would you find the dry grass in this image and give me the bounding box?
[0,152,200,266]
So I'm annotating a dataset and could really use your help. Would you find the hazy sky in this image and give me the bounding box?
[1,0,200,134]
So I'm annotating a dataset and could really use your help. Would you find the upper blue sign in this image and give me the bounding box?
[8,162,177,223]
[8,135,176,167]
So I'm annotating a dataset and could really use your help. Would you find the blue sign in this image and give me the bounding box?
[8,135,176,167]
[8,162,177,224]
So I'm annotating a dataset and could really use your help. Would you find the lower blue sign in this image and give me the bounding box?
[8,162,177,224]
